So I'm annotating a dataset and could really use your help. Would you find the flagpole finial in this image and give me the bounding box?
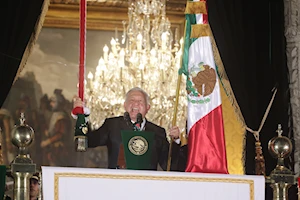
[276,124,283,137]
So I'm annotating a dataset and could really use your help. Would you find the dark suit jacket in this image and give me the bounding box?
[87,116,179,170]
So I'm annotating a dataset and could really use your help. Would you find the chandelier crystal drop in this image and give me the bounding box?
[86,0,187,133]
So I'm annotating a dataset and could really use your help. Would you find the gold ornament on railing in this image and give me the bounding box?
[86,0,187,132]
[255,141,265,176]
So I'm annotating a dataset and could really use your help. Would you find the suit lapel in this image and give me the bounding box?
[144,120,151,132]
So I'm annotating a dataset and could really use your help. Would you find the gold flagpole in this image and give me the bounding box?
[167,20,187,171]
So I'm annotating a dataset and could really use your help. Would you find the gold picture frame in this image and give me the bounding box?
[44,1,186,35]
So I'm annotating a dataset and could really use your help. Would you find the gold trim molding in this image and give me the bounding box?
[54,172,254,200]
[44,3,186,35]
[185,1,207,14]
[191,24,210,37]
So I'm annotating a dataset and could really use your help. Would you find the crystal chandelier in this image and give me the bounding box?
[86,0,187,132]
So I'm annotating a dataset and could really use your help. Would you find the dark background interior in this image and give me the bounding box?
[0,0,295,199]
[208,0,294,199]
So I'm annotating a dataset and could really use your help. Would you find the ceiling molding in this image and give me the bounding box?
[44,1,186,35]
[49,0,186,12]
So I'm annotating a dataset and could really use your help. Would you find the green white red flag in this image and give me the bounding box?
[180,0,228,173]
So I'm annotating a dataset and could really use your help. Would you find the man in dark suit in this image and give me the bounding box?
[73,87,181,170]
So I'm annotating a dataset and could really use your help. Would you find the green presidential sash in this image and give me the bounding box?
[121,131,154,170]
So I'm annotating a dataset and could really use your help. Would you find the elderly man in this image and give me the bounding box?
[73,87,181,170]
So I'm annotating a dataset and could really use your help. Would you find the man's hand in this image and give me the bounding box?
[73,96,84,108]
[71,95,90,120]
[72,96,85,116]
[168,126,180,140]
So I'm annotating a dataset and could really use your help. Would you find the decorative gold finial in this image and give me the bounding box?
[276,124,283,137]
[11,113,34,154]
[267,124,295,200]
[10,112,36,200]
[19,112,26,126]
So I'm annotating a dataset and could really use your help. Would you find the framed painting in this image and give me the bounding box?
[0,1,185,170]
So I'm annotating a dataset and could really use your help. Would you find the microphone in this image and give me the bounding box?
[133,113,143,131]
[136,113,143,126]
[124,112,134,129]
[124,112,131,122]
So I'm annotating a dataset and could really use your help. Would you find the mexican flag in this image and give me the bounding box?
[181,0,228,173]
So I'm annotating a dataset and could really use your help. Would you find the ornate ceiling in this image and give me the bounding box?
[45,0,186,33]
[49,0,186,11]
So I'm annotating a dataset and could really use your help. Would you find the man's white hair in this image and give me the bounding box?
[125,87,150,105]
